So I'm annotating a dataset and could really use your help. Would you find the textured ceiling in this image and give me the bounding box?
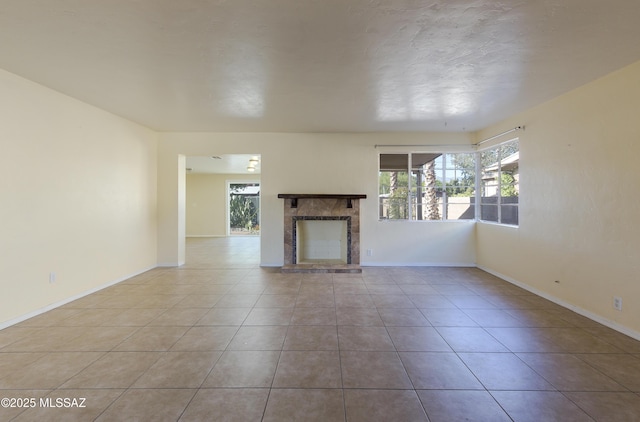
[1,0,640,132]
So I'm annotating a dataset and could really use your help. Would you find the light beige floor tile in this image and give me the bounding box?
[137,294,187,308]
[338,326,395,351]
[0,352,47,375]
[340,351,413,389]
[463,309,525,327]
[263,389,344,422]
[291,307,337,325]
[564,392,640,422]
[459,353,554,390]
[365,284,404,294]
[243,308,293,325]
[226,284,267,294]
[371,294,416,308]
[56,308,125,327]
[577,353,640,392]
[0,352,103,389]
[227,326,288,350]
[14,309,82,327]
[332,283,368,294]
[334,294,375,308]
[399,352,483,389]
[299,283,334,295]
[283,325,338,350]
[387,326,451,351]
[196,307,251,325]
[435,327,509,352]
[1,327,85,352]
[148,307,210,326]
[418,390,511,422]
[539,327,625,353]
[517,353,625,391]
[214,294,260,308]
[492,391,593,422]
[0,327,43,349]
[336,308,383,326]
[101,308,167,326]
[62,351,161,388]
[96,388,196,422]
[113,326,189,351]
[484,327,567,353]
[180,388,269,422]
[398,284,439,295]
[203,350,280,387]
[295,293,335,308]
[377,308,430,326]
[273,350,342,388]
[254,294,298,308]
[409,294,456,309]
[262,284,301,295]
[173,294,223,308]
[345,389,428,422]
[170,326,238,351]
[581,326,640,353]
[133,351,221,388]
[56,326,139,351]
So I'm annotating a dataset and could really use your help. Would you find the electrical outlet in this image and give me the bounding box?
[366,249,373,256]
[49,272,56,283]
[613,296,623,311]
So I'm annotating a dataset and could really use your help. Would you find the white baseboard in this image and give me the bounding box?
[0,265,156,331]
[477,265,640,342]
[362,262,476,267]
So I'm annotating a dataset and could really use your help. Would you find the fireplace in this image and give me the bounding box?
[278,194,366,273]
[295,217,350,264]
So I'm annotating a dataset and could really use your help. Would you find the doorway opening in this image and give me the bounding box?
[228,181,260,236]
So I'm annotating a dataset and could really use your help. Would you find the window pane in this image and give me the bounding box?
[479,139,519,225]
[444,153,476,220]
[499,140,519,224]
[412,153,441,220]
[379,154,409,219]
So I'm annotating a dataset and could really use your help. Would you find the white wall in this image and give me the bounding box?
[186,173,259,236]
[476,60,640,336]
[0,69,158,326]
[157,132,476,267]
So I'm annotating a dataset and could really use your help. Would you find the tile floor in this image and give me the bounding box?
[1,237,640,421]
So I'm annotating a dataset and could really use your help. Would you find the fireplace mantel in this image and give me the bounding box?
[278,194,366,208]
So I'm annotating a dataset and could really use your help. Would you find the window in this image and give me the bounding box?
[379,140,519,226]
[479,140,519,225]
[379,152,476,221]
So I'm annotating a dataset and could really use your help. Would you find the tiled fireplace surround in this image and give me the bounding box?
[280,195,364,273]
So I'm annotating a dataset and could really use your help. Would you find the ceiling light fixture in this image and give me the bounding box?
[247,166,255,172]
